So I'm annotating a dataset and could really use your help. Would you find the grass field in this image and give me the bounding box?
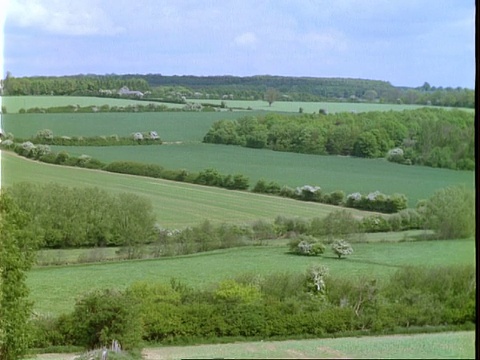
[141,331,475,359]
[48,143,474,207]
[27,238,474,315]
[3,95,473,114]
[1,95,186,113]
[1,111,268,141]
[2,151,381,227]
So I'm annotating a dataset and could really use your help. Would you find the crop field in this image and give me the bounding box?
[141,331,475,359]
[0,95,186,113]
[48,143,474,207]
[1,111,264,141]
[2,152,381,227]
[3,95,474,115]
[27,238,474,316]
[188,98,453,113]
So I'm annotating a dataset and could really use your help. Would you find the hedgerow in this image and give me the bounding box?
[30,265,475,349]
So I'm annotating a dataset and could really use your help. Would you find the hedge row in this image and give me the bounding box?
[4,142,408,213]
[30,265,476,350]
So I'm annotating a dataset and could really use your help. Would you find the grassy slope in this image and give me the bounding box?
[28,238,474,315]
[141,331,475,359]
[50,143,474,207]
[2,151,379,227]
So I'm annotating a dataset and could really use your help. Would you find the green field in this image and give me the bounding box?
[140,331,475,359]
[2,95,473,114]
[27,238,474,315]
[188,98,466,113]
[3,151,381,227]
[1,95,186,113]
[1,111,263,140]
[49,143,474,206]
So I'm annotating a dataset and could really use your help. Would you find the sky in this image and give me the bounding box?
[0,0,476,88]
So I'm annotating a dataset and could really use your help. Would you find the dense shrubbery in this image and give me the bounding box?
[345,191,407,213]
[203,108,474,170]
[3,183,157,250]
[30,264,476,349]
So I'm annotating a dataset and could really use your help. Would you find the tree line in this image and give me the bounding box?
[1,74,474,108]
[203,107,475,170]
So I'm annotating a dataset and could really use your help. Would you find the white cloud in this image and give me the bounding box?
[6,0,124,35]
[234,32,258,47]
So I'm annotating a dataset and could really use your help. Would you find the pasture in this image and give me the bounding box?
[27,238,474,315]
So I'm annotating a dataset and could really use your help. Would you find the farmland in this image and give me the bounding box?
[3,95,474,115]
[2,110,474,207]
[0,95,475,359]
[141,331,475,359]
[28,238,474,315]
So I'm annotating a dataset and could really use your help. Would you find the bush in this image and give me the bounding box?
[68,289,143,350]
[289,235,325,256]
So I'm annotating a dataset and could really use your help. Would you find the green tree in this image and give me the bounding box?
[421,186,475,239]
[0,192,40,360]
[264,87,279,106]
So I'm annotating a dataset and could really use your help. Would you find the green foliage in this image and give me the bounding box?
[0,193,40,360]
[421,186,475,239]
[345,191,407,213]
[288,235,325,256]
[67,289,143,350]
[202,108,474,169]
[3,183,156,249]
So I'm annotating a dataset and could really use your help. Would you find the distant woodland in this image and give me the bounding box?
[1,73,474,108]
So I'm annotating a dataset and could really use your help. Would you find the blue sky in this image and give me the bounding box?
[1,0,475,88]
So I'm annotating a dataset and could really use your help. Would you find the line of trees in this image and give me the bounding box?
[203,108,475,170]
[2,74,473,108]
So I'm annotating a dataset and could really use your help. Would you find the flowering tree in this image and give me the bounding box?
[331,239,353,259]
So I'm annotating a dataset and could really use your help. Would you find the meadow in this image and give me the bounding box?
[27,238,475,315]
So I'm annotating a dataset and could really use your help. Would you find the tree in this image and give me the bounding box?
[331,239,353,259]
[420,186,475,239]
[264,87,279,106]
[0,192,39,360]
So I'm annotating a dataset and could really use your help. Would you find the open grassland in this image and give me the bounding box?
[27,238,474,315]
[140,331,475,359]
[2,151,378,227]
[1,95,186,113]
[49,143,475,207]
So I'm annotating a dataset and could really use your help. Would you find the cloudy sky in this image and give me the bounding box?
[1,0,475,88]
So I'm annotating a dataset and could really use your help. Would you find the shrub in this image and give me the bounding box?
[289,235,325,256]
[68,289,143,350]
